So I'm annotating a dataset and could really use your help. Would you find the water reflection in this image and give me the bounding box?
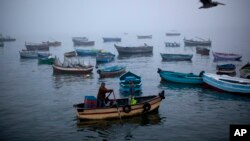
[52,73,94,89]
[77,112,165,140]
[117,53,153,60]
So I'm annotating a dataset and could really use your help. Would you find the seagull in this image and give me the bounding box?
[199,0,225,9]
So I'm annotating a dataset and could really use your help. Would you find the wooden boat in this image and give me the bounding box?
[96,52,115,63]
[19,50,38,59]
[97,65,126,78]
[38,56,55,65]
[165,42,180,47]
[184,38,211,46]
[212,52,242,61]
[73,91,165,120]
[53,57,94,74]
[202,73,250,94]
[240,63,250,79]
[25,42,49,51]
[103,37,121,42]
[64,51,77,57]
[75,49,100,56]
[216,64,236,76]
[72,37,94,46]
[196,47,210,55]
[157,68,203,84]
[114,44,153,55]
[72,37,88,42]
[137,35,152,39]
[165,32,181,36]
[160,53,193,61]
[0,35,16,42]
[119,71,142,94]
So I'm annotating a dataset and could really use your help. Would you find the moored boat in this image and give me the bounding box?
[64,51,77,57]
[97,65,126,78]
[240,63,250,79]
[157,68,203,84]
[184,38,211,46]
[96,52,115,63]
[43,40,61,46]
[38,56,55,65]
[74,91,165,120]
[75,49,100,56]
[25,42,49,51]
[196,47,210,55]
[165,42,180,47]
[0,42,4,47]
[72,37,94,46]
[0,35,16,42]
[119,71,142,94]
[103,37,121,42]
[137,35,152,39]
[216,64,236,76]
[53,57,94,74]
[160,53,193,61]
[19,50,38,59]
[165,32,181,36]
[212,51,242,61]
[202,73,250,94]
[114,44,153,55]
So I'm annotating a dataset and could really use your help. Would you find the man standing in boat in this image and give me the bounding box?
[97,82,113,107]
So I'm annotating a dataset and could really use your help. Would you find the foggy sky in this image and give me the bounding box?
[0,0,250,36]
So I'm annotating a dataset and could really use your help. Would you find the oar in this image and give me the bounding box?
[112,91,122,120]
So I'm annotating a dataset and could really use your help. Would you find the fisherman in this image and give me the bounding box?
[97,82,113,107]
[128,81,137,105]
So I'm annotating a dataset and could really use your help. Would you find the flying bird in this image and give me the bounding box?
[199,0,225,9]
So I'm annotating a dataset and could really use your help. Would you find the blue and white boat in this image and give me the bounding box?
[75,49,100,56]
[19,50,38,59]
[119,71,142,94]
[96,52,115,63]
[97,65,126,78]
[157,68,203,84]
[202,73,250,94]
[160,53,193,61]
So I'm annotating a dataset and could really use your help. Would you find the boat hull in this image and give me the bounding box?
[213,52,242,61]
[160,53,193,61]
[103,38,121,42]
[97,66,126,78]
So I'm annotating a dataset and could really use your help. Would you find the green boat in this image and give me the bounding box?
[38,56,55,65]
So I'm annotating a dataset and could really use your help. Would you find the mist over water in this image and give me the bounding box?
[1,0,250,141]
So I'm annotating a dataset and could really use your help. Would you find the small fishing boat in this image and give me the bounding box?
[72,37,88,43]
[160,53,193,61]
[165,32,181,36]
[157,68,203,84]
[38,56,55,65]
[74,91,165,120]
[19,50,38,59]
[97,65,126,78]
[96,52,115,63]
[213,52,242,61]
[114,44,153,55]
[0,35,16,42]
[75,49,100,56]
[52,57,94,74]
[25,42,49,51]
[165,42,180,47]
[119,71,142,94]
[216,64,236,76]
[196,47,210,55]
[43,40,61,46]
[184,38,211,46]
[240,63,250,79]
[137,35,152,39]
[64,51,77,57]
[72,37,94,46]
[202,73,250,94]
[103,37,121,42]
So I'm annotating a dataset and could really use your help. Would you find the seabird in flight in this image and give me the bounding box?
[199,0,225,9]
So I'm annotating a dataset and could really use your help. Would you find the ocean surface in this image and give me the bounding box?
[0,28,250,141]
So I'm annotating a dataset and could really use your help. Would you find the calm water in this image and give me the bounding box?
[0,28,250,141]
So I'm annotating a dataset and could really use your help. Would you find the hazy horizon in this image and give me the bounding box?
[1,0,250,37]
